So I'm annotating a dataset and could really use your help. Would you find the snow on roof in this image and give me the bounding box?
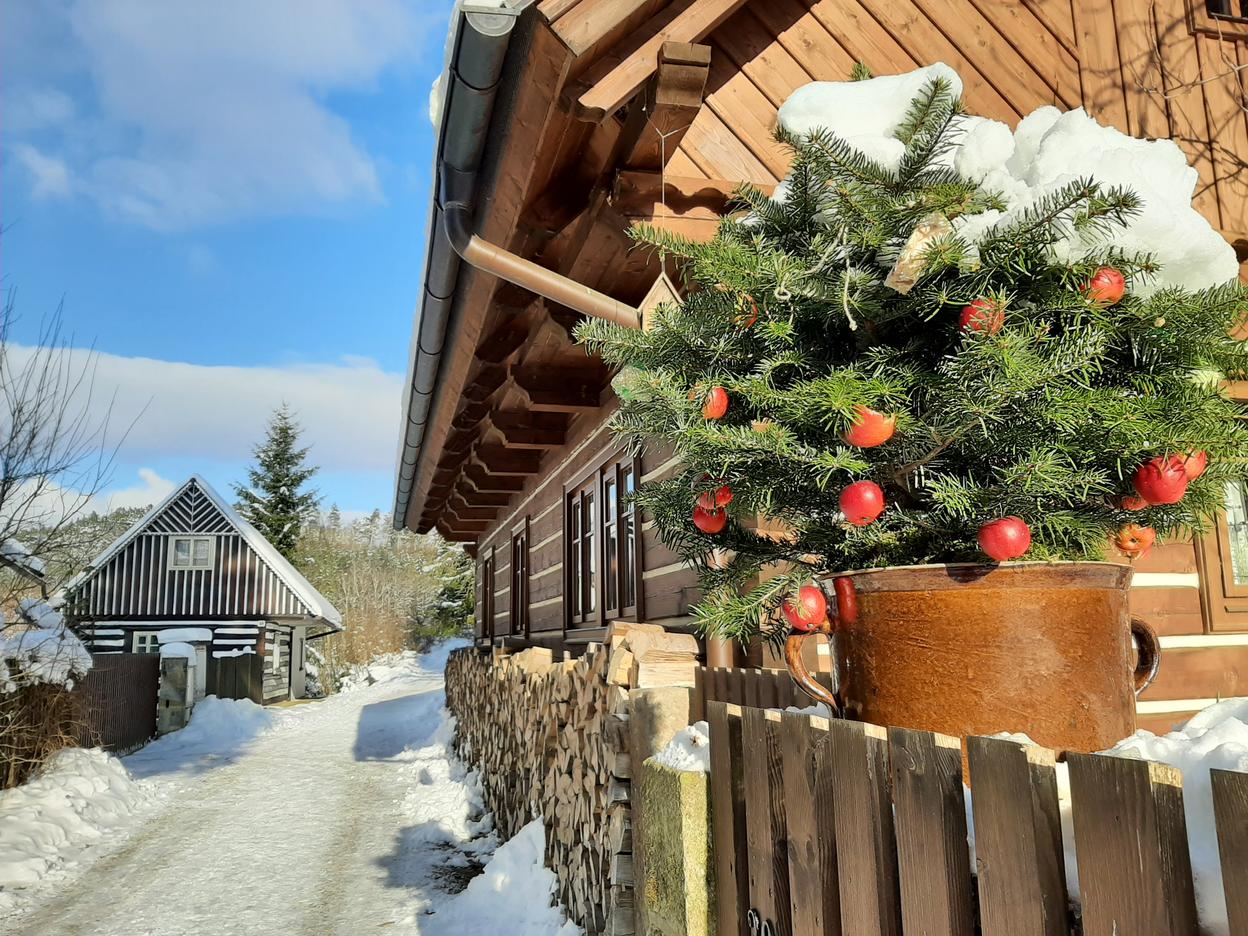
[63,476,342,630]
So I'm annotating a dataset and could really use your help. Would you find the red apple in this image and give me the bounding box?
[1133,455,1189,505]
[696,483,733,510]
[1118,494,1150,511]
[692,504,727,534]
[960,298,1004,334]
[842,405,896,448]
[839,480,885,526]
[1086,266,1126,305]
[782,584,828,632]
[978,516,1032,561]
[703,386,729,420]
[1183,450,1208,480]
[1115,523,1157,559]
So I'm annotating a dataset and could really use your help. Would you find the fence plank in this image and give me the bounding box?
[1212,768,1248,934]
[708,701,749,935]
[827,719,901,936]
[782,712,840,935]
[743,669,759,708]
[966,736,1067,936]
[742,706,790,935]
[888,727,974,936]
[1066,753,1199,936]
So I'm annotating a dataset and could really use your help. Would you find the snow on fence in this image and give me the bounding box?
[705,701,1248,936]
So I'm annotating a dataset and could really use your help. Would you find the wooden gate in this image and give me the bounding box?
[207,654,263,703]
[707,701,1248,935]
[74,653,160,750]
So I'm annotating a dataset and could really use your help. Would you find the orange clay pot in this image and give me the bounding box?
[785,562,1159,755]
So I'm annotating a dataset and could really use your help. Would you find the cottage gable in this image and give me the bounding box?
[63,476,340,626]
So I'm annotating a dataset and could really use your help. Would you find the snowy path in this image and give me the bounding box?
[1,645,577,936]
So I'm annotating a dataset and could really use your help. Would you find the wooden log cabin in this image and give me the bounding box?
[63,476,342,703]
[394,0,1248,731]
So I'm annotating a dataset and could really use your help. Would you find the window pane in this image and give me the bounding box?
[606,524,618,611]
[570,500,582,616]
[193,539,211,563]
[173,538,191,566]
[622,512,636,608]
[623,466,635,502]
[584,493,596,614]
[1227,481,1248,584]
[605,478,617,522]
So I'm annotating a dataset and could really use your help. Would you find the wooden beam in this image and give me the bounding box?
[576,0,752,121]
[512,363,606,412]
[619,42,711,170]
[441,518,490,535]
[455,487,514,508]
[475,444,543,476]
[435,522,477,543]
[446,497,500,522]
[475,315,532,364]
[612,170,773,218]
[462,364,509,404]
[490,410,570,449]
[464,465,527,493]
[452,400,492,431]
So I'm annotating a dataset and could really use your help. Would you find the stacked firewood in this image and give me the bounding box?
[443,623,699,936]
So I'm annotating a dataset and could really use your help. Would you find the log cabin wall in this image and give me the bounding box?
[419,0,1248,719]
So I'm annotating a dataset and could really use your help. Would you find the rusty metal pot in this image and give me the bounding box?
[784,562,1159,754]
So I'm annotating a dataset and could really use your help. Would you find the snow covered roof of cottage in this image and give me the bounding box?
[63,475,342,632]
[0,538,47,585]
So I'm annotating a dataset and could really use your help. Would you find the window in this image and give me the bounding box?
[134,631,160,654]
[480,548,496,641]
[566,452,642,628]
[1191,0,1248,37]
[169,536,214,570]
[270,632,281,673]
[511,521,530,638]
[1198,381,1248,629]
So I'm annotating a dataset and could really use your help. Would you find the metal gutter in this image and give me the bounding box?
[394,1,641,532]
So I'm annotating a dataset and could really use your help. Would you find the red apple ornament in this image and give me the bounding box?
[696,482,733,510]
[782,584,828,632]
[1118,494,1149,511]
[703,386,729,420]
[842,405,896,448]
[1133,455,1189,505]
[692,504,728,534]
[1086,266,1126,305]
[960,298,1004,335]
[1115,523,1157,559]
[839,480,885,526]
[978,516,1032,561]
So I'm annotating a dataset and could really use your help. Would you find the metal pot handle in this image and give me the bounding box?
[783,576,858,715]
[1131,617,1161,695]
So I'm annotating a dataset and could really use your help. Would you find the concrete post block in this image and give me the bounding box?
[636,758,714,936]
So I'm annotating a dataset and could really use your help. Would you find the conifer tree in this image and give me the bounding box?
[577,78,1248,643]
[234,404,320,558]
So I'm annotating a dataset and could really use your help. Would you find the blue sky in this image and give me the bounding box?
[1,0,455,518]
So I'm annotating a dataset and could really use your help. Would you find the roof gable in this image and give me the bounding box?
[64,476,342,628]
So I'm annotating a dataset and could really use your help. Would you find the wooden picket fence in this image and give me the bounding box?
[702,665,815,711]
[707,700,1248,936]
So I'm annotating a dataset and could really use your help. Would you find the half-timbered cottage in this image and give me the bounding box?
[63,476,342,703]
[395,0,1248,731]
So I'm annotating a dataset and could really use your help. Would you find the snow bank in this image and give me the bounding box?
[401,708,496,849]
[1,600,92,694]
[423,819,581,935]
[126,696,276,776]
[776,65,1239,293]
[0,748,154,904]
[156,628,213,644]
[651,721,711,773]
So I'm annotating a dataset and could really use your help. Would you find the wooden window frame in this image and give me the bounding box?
[511,518,530,639]
[1190,0,1248,39]
[169,535,214,570]
[133,631,160,654]
[480,547,496,643]
[1196,381,1248,631]
[564,450,644,632]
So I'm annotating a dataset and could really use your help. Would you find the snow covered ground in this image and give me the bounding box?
[0,641,579,936]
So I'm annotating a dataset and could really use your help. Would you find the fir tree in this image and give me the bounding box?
[577,78,1248,644]
[234,404,320,558]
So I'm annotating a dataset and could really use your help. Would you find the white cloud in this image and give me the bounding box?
[13,144,74,199]
[5,344,404,473]
[87,467,176,514]
[4,0,434,228]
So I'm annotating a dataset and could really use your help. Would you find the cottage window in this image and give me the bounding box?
[270,632,281,673]
[511,521,530,638]
[566,452,642,628]
[134,631,160,654]
[1197,382,1248,629]
[169,536,214,570]
[480,548,496,641]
